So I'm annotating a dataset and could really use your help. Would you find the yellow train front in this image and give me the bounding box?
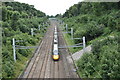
[52,54,60,61]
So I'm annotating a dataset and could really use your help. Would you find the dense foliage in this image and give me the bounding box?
[62,2,120,78]
[1,2,48,78]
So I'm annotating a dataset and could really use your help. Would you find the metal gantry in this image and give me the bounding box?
[31,28,38,36]
[71,28,73,39]
[12,38,38,62]
[12,38,16,62]
[59,23,86,52]
[38,25,41,31]
[12,21,49,62]
[66,24,68,32]
[58,37,85,49]
[31,22,46,36]
[31,28,34,36]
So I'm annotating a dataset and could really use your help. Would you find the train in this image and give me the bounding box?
[52,26,60,61]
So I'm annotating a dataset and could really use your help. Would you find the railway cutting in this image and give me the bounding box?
[19,19,79,79]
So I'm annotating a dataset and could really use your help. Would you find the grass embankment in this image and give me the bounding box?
[2,2,48,78]
[63,26,120,78]
[76,32,119,78]
[62,2,120,78]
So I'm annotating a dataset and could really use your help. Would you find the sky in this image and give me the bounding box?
[14,0,83,16]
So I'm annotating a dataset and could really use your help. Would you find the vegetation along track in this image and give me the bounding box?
[19,19,80,79]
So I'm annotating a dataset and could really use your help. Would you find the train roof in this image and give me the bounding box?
[53,44,58,50]
[53,44,58,55]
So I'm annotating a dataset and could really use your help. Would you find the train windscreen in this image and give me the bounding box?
[53,50,58,55]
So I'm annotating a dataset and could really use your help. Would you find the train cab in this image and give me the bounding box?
[52,44,59,60]
[52,50,59,60]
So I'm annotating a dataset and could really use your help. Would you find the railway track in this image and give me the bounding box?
[19,20,79,79]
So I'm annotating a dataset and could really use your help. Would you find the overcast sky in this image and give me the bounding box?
[14,0,83,16]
